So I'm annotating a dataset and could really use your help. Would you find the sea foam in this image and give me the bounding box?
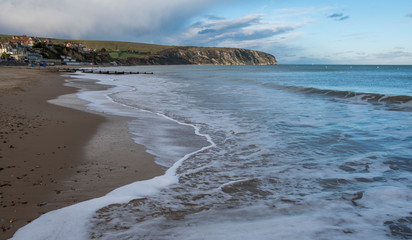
[12,72,215,240]
[12,65,412,239]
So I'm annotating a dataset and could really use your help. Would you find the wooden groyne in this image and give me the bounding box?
[58,68,153,75]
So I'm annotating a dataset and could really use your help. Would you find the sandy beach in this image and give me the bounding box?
[0,67,163,239]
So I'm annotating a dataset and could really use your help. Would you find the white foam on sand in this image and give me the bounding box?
[11,72,215,240]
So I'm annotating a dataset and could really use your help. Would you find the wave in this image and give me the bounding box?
[262,82,412,110]
[11,72,218,240]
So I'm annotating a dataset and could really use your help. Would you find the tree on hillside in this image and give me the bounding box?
[33,42,45,49]
[1,52,10,60]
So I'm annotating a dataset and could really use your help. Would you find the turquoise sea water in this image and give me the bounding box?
[13,65,412,240]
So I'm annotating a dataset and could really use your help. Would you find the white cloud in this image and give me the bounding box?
[0,0,225,40]
[373,50,412,59]
[173,14,303,49]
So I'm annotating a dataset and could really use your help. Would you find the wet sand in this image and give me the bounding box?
[0,67,164,239]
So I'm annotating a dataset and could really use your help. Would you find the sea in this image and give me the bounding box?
[12,65,412,240]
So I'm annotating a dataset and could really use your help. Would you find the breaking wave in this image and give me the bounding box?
[262,83,412,110]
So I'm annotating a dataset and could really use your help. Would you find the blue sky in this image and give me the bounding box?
[1,0,411,64]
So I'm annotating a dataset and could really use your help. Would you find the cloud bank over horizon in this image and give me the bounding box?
[0,0,226,41]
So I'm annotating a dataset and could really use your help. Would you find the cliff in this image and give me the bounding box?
[122,47,277,65]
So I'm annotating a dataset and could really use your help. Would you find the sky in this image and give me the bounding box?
[1,0,411,64]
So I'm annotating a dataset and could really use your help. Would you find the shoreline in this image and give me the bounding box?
[0,67,164,239]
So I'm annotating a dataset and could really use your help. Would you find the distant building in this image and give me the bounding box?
[66,42,83,48]
[65,42,93,53]
[27,52,43,61]
[44,39,54,46]
[61,55,77,64]
[10,51,44,63]
[8,35,40,47]
[2,40,43,62]
[43,59,61,66]
[0,42,13,54]
[0,43,7,54]
[7,42,26,55]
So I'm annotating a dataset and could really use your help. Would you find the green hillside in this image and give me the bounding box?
[43,38,173,56]
[0,34,11,43]
[0,34,173,58]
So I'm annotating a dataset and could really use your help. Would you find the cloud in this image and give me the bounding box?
[283,56,331,64]
[338,16,350,21]
[343,32,371,40]
[203,15,226,21]
[196,15,262,36]
[373,50,412,59]
[178,14,300,47]
[328,12,350,21]
[0,0,227,41]
[328,13,344,18]
[407,13,412,18]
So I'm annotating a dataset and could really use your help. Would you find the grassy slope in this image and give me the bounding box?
[0,34,11,43]
[42,38,172,56]
[109,52,147,59]
[0,34,173,57]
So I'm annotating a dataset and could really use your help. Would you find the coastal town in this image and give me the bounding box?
[0,35,101,66]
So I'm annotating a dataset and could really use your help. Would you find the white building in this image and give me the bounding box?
[61,55,75,61]
[0,43,8,54]
[28,52,43,61]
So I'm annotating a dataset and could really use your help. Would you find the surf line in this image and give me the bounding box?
[72,71,217,186]
[12,73,217,240]
[68,71,217,190]
[98,77,217,189]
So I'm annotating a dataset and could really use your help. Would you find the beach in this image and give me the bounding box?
[0,67,163,239]
[2,65,412,239]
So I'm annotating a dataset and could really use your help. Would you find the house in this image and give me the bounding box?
[65,42,93,53]
[66,42,83,49]
[44,58,61,66]
[60,55,77,64]
[0,43,7,54]
[44,39,53,46]
[0,42,12,54]
[1,42,16,59]
[79,47,88,52]
[27,52,43,61]
[2,41,43,62]
[8,35,40,47]
[9,51,43,63]
[7,42,25,55]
